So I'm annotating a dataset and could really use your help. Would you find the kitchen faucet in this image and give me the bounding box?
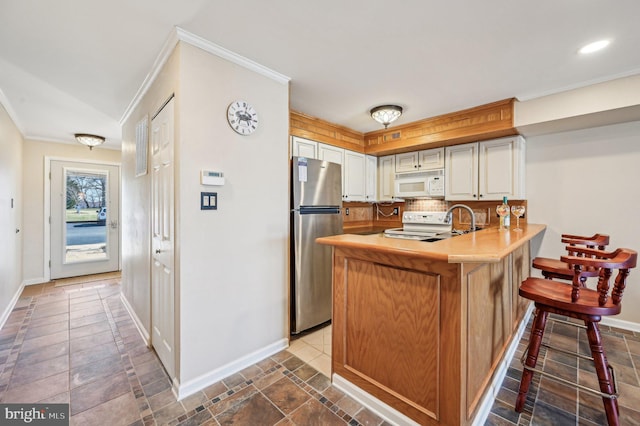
[445,204,476,233]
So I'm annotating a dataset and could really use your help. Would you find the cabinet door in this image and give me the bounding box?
[365,155,377,202]
[418,147,445,170]
[395,152,419,173]
[291,136,317,159]
[378,155,396,202]
[344,151,366,202]
[445,143,478,201]
[318,143,345,196]
[478,136,525,200]
[318,143,344,165]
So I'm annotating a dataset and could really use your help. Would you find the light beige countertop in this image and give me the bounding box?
[317,223,546,263]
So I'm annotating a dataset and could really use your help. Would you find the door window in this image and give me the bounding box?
[64,170,108,263]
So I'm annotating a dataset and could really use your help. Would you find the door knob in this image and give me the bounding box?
[155,249,161,254]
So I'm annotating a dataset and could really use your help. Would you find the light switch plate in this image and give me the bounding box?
[201,192,217,210]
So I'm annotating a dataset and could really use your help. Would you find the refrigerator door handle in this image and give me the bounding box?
[299,206,341,215]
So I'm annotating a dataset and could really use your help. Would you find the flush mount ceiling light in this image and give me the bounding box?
[579,39,610,54]
[370,105,403,129]
[74,133,105,150]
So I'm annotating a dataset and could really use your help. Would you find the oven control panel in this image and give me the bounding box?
[402,211,448,225]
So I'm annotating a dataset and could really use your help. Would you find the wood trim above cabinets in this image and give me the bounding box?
[290,98,519,157]
[364,98,518,156]
[290,110,365,152]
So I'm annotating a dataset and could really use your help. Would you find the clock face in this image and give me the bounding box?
[227,100,259,135]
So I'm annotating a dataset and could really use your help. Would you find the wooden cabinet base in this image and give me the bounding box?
[330,244,531,425]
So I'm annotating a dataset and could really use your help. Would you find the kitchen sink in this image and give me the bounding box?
[420,237,446,242]
[420,229,472,242]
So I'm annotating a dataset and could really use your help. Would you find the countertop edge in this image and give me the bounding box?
[317,224,546,263]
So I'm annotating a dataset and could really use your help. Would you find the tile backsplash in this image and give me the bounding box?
[404,199,448,212]
[343,199,527,230]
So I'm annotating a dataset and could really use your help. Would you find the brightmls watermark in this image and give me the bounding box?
[0,404,68,425]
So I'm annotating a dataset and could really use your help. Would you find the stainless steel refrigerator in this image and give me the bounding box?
[291,156,343,334]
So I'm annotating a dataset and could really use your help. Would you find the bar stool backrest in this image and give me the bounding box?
[560,247,637,306]
[561,233,610,252]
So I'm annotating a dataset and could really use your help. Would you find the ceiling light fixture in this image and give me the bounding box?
[579,39,610,54]
[370,105,403,129]
[74,133,106,150]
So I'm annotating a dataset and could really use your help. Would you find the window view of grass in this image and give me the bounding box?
[66,208,100,222]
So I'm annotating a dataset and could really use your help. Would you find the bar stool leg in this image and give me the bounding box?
[585,321,619,426]
[516,309,548,412]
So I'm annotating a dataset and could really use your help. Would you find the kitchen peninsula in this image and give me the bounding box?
[317,224,545,425]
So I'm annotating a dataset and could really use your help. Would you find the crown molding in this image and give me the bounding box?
[517,68,640,102]
[120,26,290,125]
[175,27,290,85]
[0,87,26,136]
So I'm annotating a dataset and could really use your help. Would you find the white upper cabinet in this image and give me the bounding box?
[378,155,396,202]
[291,136,317,159]
[445,136,525,201]
[344,151,366,202]
[365,155,377,202]
[318,143,344,165]
[479,136,525,200]
[445,143,478,200]
[395,147,444,173]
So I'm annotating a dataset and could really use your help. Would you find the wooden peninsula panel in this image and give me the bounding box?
[332,247,461,424]
[318,224,544,425]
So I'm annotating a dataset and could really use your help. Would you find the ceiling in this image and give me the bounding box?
[1,1,640,150]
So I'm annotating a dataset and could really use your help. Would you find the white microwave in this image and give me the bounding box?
[394,169,445,198]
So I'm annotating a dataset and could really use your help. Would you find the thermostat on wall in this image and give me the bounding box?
[201,170,225,186]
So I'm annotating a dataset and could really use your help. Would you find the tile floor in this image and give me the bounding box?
[486,316,640,425]
[0,277,639,425]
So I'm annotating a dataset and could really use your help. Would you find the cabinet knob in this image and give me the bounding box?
[155,249,161,254]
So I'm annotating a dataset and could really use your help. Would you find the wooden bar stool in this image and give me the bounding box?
[532,233,610,281]
[515,246,637,426]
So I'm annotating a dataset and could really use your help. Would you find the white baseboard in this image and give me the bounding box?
[0,282,26,331]
[119,292,150,344]
[176,338,289,400]
[23,277,47,286]
[601,316,640,333]
[332,375,420,426]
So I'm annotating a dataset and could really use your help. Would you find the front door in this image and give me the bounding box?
[151,97,176,378]
[50,160,120,279]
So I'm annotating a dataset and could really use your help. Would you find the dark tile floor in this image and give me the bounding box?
[486,315,640,425]
[1,277,639,425]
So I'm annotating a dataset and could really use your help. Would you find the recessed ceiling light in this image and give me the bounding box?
[579,39,610,54]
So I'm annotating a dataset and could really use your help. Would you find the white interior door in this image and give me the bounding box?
[50,160,120,279]
[151,98,176,378]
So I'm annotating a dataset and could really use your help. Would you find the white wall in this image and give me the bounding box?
[121,39,290,395]
[516,74,640,129]
[177,43,289,387]
[526,120,640,325]
[21,140,120,284]
[0,103,23,325]
[120,45,180,338]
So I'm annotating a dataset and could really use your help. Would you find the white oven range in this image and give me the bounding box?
[383,211,452,241]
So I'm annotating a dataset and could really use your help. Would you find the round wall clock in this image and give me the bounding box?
[226,100,259,135]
